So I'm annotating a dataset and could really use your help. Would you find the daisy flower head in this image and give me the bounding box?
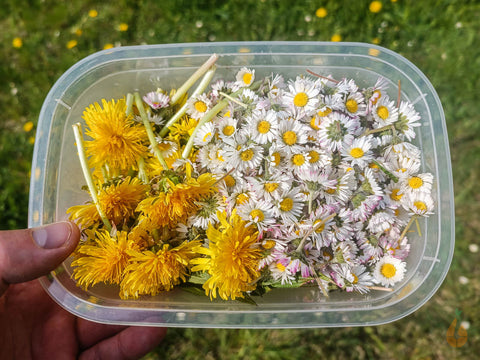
[276,118,309,153]
[373,255,407,287]
[403,192,435,216]
[288,150,312,174]
[189,192,226,229]
[153,138,179,159]
[267,142,289,172]
[246,109,279,144]
[216,116,238,140]
[384,181,405,209]
[341,135,373,168]
[143,90,170,110]
[348,264,375,293]
[269,254,297,285]
[283,76,320,116]
[396,100,421,140]
[400,172,434,197]
[273,187,304,225]
[236,67,255,87]
[193,121,216,147]
[186,93,212,119]
[365,77,389,107]
[343,91,367,117]
[248,173,291,202]
[237,198,276,232]
[211,79,240,99]
[371,95,398,128]
[318,112,359,152]
[224,142,264,173]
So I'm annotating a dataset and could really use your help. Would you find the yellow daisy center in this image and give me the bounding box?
[280,198,294,212]
[257,120,271,134]
[346,99,358,113]
[224,175,236,187]
[240,149,254,162]
[310,116,321,130]
[236,193,249,205]
[390,188,403,201]
[272,152,281,166]
[371,90,382,104]
[283,130,297,145]
[317,107,332,117]
[264,182,279,193]
[262,240,276,250]
[194,100,207,113]
[308,150,320,164]
[293,92,309,107]
[243,72,253,85]
[352,273,359,284]
[326,188,336,195]
[408,176,423,189]
[276,262,286,272]
[380,263,396,278]
[222,125,235,136]
[250,209,265,222]
[414,201,427,211]
[292,154,306,166]
[350,147,364,158]
[377,106,390,120]
[202,132,212,143]
[314,219,325,233]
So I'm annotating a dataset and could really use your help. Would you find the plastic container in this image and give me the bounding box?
[29,42,454,328]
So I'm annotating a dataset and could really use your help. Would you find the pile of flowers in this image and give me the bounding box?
[68,54,435,302]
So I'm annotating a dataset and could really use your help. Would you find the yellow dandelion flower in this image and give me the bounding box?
[118,23,129,32]
[12,37,23,48]
[97,176,148,226]
[67,202,101,229]
[103,43,114,50]
[191,210,262,300]
[331,34,342,42]
[75,28,83,36]
[120,240,200,299]
[72,230,138,289]
[66,39,78,49]
[369,1,383,13]
[83,98,149,172]
[28,136,35,145]
[167,116,198,143]
[315,7,328,18]
[88,9,98,18]
[23,121,34,132]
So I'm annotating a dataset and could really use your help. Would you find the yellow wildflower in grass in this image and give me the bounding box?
[369,1,383,13]
[97,176,148,226]
[72,230,139,290]
[28,136,35,145]
[103,43,114,50]
[23,121,34,132]
[66,39,78,49]
[83,98,149,172]
[331,34,342,42]
[191,210,263,300]
[120,240,200,299]
[12,37,23,48]
[88,9,98,18]
[118,23,129,32]
[315,7,328,18]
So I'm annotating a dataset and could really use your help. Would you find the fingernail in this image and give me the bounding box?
[32,221,73,249]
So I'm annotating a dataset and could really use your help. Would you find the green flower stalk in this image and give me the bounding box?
[72,122,112,232]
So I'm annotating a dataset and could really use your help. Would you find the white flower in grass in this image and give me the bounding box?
[246,109,279,144]
[283,77,320,116]
[193,121,216,147]
[186,93,212,120]
[318,112,359,152]
[237,199,276,233]
[341,135,374,168]
[276,118,309,153]
[396,101,422,141]
[371,95,398,127]
[235,67,255,87]
[273,187,305,226]
[373,256,406,287]
[143,90,170,110]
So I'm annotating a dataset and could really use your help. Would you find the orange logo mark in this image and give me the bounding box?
[446,311,468,348]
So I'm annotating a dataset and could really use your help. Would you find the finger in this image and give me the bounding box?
[0,221,80,295]
[76,319,129,350]
[79,326,167,360]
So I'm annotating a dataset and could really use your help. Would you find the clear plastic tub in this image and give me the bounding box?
[28,42,454,328]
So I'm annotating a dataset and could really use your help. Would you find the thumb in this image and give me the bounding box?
[0,221,80,296]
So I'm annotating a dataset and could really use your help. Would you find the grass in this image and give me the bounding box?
[1,0,479,358]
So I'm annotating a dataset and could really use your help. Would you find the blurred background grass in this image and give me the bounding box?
[1,0,478,358]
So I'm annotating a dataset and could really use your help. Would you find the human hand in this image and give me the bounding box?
[0,221,166,359]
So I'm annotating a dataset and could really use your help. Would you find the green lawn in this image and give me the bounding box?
[1,0,479,358]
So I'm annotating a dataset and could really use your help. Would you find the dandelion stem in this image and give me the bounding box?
[137,157,148,184]
[126,93,134,116]
[399,215,417,241]
[170,53,219,105]
[72,123,112,232]
[371,159,399,183]
[159,66,217,137]
[219,91,248,108]
[134,92,169,170]
[182,98,229,159]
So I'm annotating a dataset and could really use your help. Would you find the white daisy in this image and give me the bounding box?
[186,93,212,120]
[273,187,305,225]
[318,112,359,152]
[269,254,297,285]
[343,91,367,117]
[400,172,434,196]
[367,211,396,233]
[153,138,178,159]
[348,264,375,293]
[341,135,374,168]
[189,193,225,230]
[371,95,398,128]
[225,142,264,173]
[193,121,216,147]
[235,67,255,87]
[283,76,320,116]
[143,90,170,110]
[216,116,238,140]
[237,198,276,233]
[402,192,435,216]
[248,173,291,202]
[396,100,421,141]
[373,255,407,287]
[267,142,289,172]
[246,109,279,144]
[276,118,309,153]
